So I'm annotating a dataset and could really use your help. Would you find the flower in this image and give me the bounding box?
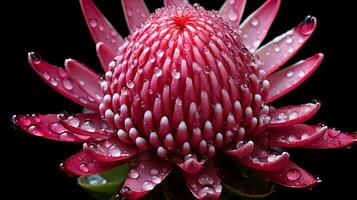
[13,0,357,199]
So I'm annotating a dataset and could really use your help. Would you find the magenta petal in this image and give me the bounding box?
[260,161,319,188]
[239,0,281,52]
[184,160,222,200]
[267,53,324,103]
[86,137,138,162]
[120,156,173,199]
[267,102,320,127]
[237,146,289,171]
[96,42,116,71]
[219,0,246,28]
[79,0,123,50]
[223,141,254,159]
[64,59,103,102]
[60,113,113,137]
[62,150,124,176]
[263,124,327,147]
[13,114,83,143]
[302,127,357,149]
[256,16,317,76]
[177,154,206,174]
[28,53,98,111]
[121,0,150,33]
[164,0,189,7]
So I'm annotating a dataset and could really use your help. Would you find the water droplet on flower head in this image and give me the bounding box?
[286,168,301,181]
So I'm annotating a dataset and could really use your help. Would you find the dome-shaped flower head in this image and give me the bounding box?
[13,0,357,199]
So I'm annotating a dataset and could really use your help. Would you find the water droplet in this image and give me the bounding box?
[251,18,259,27]
[288,46,295,53]
[89,18,98,28]
[288,135,298,142]
[171,70,181,79]
[127,80,135,89]
[58,68,67,78]
[50,123,65,134]
[198,174,214,185]
[267,154,277,162]
[60,132,68,138]
[193,3,201,10]
[154,67,162,77]
[198,187,215,198]
[142,181,154,191]
[229,0,235,5]
[286,168,301,181]
[227,9,238,21]
[63,78,73,90]
[253,40,260,48]
[120,186,131,195]
[128,169,139,179]
[301,133,309,140]
[274,46,281,52]
[86,174,107,185]
[286,70,294,78]
[150,176,162,184]
[108,146,121,157]
[42,72,51,80]
[50,79,58,86]
[79,163,90,173]
[150,168,159,176]
[67,116,80,127]
[289,112,299,120]
[156,50,164,58]
[286,37,293,44]
[298,71,305,78]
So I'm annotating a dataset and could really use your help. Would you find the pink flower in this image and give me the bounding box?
[13,0,357,199]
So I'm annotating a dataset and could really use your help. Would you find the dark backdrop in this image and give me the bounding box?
[1,0,357,199]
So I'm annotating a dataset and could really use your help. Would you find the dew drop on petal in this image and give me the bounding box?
[288,135,298,142]
[251,18,259,27]
[49,123,65,134]
[198,174,214,185]
[108,146,121,157]
[89,18,98,28]
[127,80,135,89]
[171,69,181,79]
[63,78,73,90]
[128,169,139,179]
[43,72,51,80]
[142,181,154,191]
[79,163,90,173]
[227,9,238,21]
[50,79,58,86]
[298,71,305,78]
[274,46,281,52]
[150,176,162,184]
[154,67,162,77]
[286,37,293,44]
[286,168,301,181]
[150,168,159,176]
[286,70,294,78]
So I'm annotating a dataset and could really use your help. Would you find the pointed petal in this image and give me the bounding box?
[176,154,206,174]
[260,161,319,188]
[256,16,317,76]
[264,124,327,147]
[223,141,254,159]
[121,0,150,32]
[237,146,289,171]
[28,53,98,111]
[239,0,281,52]
[266,53,324,103]
[184,160,222,200]
[61,150,125,176]
[85,137,139,162]
[64,59,103,102]
[267,102,320,127]
[13,114,83,142]
[120,156,173,199]
[164,0,189,7]
[302,127,357,149]
[80,0,124,50]
[96,42,116,71]
[219,0,246,27]
[60,113,113,137]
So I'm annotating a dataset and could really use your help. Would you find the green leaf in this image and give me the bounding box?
[78,164,129,195]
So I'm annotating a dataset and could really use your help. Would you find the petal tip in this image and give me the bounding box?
[296,15,317,35]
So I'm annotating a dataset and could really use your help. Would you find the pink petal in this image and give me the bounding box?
[239,0,281,52]
[121,0,150,33]
[219,0,246,27]
[164,0,189,7]
[13,114,83,143]
[184,160,222,200]
[79,0,124,51]
[263,124,327,147]
[302,127,357,149]
[120,156,173,199]
[267,53,324,103]
[28,53,98,111]
[85,137,139,162]
[61,150,125,176]
[267,102,320,127]
[256,16,317,76]
[223,141,254,159]
[64,59,103,103]
[96,42,116,71]
[176,153,206,174]
[237,146,290,171]
[59,113,113,137]
[260,161,319,188]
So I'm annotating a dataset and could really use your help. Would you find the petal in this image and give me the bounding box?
[256,16,317,76]
[60,113,113,137]
[96,42,116,71]
[13,114,84,143]
[176,154,206,174]
[61,150,125,176]
[85,137,139,162]
[64,59,103,103]
[80,0,124,50]
[28,53,98,111]
[121,0,150,33]
[219,0,246,27]
[237,146,289,171]
[223,141,254,159]
[267,102,320,127]
[184,160,222,200]
[302,127,357,149]
[260,161,319,188]
[263,124,327,147]
[266,53,324,103]
[239,0,281,52]
[120,156,173,199]
[164,0,189,7]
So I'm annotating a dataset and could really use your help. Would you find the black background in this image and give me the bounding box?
[1,0,357,199]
